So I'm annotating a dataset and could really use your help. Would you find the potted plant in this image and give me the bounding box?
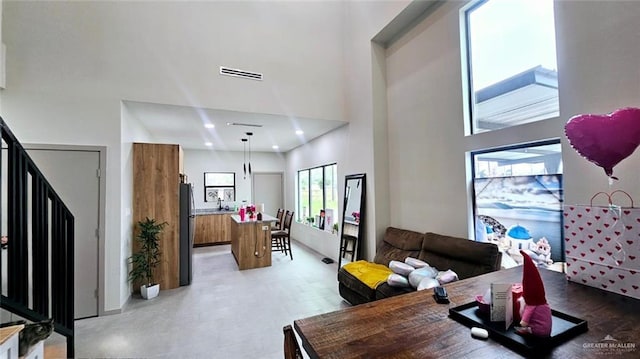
[333,222,339,234]
[128,217,167,299]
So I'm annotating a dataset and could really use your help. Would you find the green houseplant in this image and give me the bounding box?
[128,217,167,299]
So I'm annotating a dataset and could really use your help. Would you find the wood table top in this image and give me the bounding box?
[294,267,640,358]
[0,324,23,346]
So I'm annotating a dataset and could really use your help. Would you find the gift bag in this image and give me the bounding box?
[564,191,640,299]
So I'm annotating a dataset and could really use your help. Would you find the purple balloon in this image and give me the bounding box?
[565,107,640,178]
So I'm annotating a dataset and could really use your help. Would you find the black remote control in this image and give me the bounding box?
[433,286,449,304]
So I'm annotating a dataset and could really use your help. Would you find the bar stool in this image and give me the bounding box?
[272,208,285,230]
[272,211,294,260]
[271,210,287,253]
[341,234,357,261]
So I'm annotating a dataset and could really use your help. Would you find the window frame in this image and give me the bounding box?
[296,163,337,226]
[471,139,561,179]
[470,140,564,260]
[203,172,236,203]
[462,0,559,135]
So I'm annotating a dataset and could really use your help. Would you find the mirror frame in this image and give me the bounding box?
[338,173,366,269]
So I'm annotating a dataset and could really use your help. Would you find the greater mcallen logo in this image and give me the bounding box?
[583,335,636,354]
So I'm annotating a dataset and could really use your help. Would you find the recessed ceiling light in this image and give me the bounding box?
[272,145,279,150]
[204,123,215,129]
[295,130,304,135]
[205,142,213,147]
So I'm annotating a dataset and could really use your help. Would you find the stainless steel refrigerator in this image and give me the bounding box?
[179,183,195,286]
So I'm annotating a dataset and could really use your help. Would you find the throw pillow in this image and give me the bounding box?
[436,269,459,284]
[417,277,440,291]
[389,260,415,276]
[408,266,438,288]
[387,273,410,287]
[405,257,429,268]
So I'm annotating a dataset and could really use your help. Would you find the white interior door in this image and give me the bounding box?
[252,173,284,216]
[27,148,100,319]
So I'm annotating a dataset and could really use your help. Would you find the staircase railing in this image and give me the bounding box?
[0,117,75,357]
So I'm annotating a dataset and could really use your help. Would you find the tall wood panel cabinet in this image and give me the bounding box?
[132,143,184,291]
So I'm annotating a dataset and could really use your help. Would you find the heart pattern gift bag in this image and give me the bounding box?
[564,191,640,299]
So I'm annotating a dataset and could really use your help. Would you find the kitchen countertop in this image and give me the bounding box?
[195,208,237,215]
[230,213,278,223]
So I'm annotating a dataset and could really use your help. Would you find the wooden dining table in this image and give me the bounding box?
[294,266,640,358]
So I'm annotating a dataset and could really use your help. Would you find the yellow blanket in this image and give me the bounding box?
[343,260,393,289]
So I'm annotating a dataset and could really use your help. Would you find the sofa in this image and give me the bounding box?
[338,227,502,305]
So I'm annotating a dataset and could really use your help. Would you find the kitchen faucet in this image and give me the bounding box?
[218,197,222,210]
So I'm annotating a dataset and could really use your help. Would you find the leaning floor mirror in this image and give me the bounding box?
[338,173,366,269]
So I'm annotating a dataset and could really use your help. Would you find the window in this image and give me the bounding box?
[463,0,559,134]
[297,164,338,229]
[473,142,562,178]
[472,141,564,262]
[324,165,338,216]
[204,172,235,202]
[310,167,323,221]
[298,171,309,221]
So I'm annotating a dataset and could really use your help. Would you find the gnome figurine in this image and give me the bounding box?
[516,250,552,337]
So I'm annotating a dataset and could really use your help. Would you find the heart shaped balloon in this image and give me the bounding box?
[565,107,640,178]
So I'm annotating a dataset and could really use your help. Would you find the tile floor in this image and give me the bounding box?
[62,241,348,358]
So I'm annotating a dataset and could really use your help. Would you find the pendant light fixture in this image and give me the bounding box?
[246,132,253,176]
[242,138,248,179]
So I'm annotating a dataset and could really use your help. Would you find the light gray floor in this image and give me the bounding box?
[70,241,349,358]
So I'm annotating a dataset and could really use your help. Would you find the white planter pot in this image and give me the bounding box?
[140,284,159,299]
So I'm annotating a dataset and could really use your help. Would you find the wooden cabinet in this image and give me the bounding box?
[132,143,182,290]
[194,214,231,246]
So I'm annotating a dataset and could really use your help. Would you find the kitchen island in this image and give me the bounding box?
[230,214,278,270]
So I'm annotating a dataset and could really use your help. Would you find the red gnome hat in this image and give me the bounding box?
[520,250,547,305]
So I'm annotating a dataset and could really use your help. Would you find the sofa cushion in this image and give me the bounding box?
[342,260,393,289]
[418,232,500,280]
[339,282,372,306]
[338,267,376,304]
[373,227,423,266]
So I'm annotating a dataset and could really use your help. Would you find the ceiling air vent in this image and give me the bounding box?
[219,66,263,81]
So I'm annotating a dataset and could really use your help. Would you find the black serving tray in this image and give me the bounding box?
[449,301,588,355]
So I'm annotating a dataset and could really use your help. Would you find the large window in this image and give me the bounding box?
[204,172,235,203]
[472,141,564,262]
[464,0,559,134]
[298,171,309,220]
[473,142,562,179]
[297,164,338,230]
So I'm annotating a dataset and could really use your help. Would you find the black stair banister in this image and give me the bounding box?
[0,117,75,357]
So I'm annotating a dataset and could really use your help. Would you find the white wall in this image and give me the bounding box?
[383,1,640,243]
[386,1,474,236]
[555,1,640,203]
[184,149,285,210]
[342,1,411,260]
[9,0,638,313]
[286,125,348,259]
[120,102,154,308]
[1,1,345,312]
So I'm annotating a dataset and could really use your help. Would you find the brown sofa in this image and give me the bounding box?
[338,227,502,305]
